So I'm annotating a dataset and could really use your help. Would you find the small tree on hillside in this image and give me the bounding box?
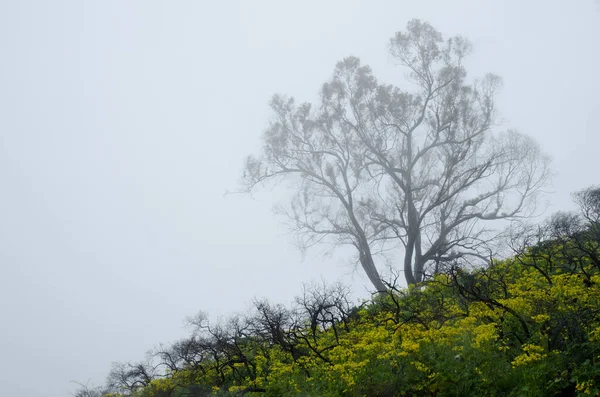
[242,20,550,291]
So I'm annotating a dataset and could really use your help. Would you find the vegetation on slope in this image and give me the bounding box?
[76,187,600,396]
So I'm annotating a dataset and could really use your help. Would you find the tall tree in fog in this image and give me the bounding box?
[242,20,550,291]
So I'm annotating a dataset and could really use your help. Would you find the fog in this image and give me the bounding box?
[0,1,598,396]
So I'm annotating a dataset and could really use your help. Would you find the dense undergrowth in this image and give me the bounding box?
[77,189,600,396]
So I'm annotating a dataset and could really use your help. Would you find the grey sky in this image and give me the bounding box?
[0,1,598,396]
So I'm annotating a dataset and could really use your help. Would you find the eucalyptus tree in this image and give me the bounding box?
[242,20,550,290]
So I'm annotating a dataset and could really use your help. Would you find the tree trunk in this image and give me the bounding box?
[414,231,424,283]
[404,193,419,285]
[359,246,388,294]
[403,236,416,285]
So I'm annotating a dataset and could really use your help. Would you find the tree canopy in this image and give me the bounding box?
[242,20,550,290]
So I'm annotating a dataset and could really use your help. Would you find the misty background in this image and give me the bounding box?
[0,1,598,396]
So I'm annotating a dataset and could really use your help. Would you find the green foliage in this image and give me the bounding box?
[82,190,600,396]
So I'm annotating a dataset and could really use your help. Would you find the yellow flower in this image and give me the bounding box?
[472,323,497,349]
[511,344,547,367]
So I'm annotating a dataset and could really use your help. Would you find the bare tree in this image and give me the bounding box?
[106,359,157,395]
[290,282,355,361]
[573,185,600,227]
[71,381,110,397]
[242,20,550,289]
[243,91,388,292]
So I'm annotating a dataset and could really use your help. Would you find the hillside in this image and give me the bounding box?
[77,188,600,397]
